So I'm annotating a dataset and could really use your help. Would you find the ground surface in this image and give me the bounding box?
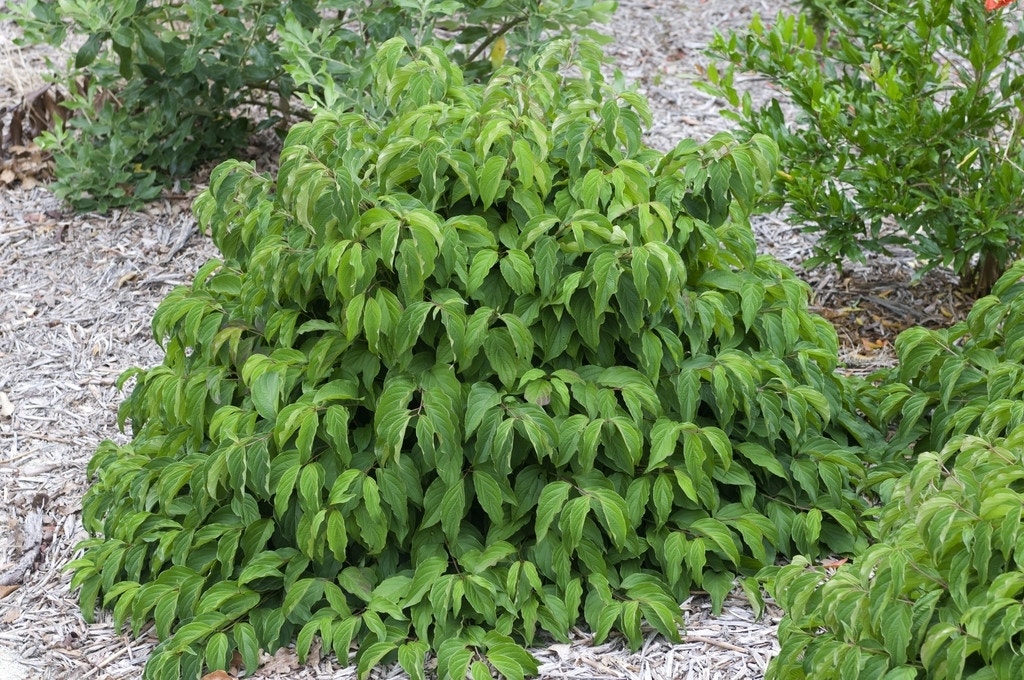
[0,2,974,678]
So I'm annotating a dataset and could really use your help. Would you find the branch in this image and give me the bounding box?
[466,15,529,64]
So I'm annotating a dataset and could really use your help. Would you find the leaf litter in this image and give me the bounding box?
[0,0,973,677]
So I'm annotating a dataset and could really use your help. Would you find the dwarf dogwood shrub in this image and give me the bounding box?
[766,261,1024,679]
[67,39,887,680]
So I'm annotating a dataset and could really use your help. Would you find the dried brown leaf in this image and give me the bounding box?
[200,671,234,680]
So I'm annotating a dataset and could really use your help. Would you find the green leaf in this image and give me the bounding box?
[703,570,735,615]
[588,487,629,549]
[701,427,732,468]
[357,640,399,680]
[398,641,430,680]
[739,279,765,330]
[473,469,505,523]
[736,442,787,479]
[880,601,913,666]
[479,156,508,209]
[328,469,363,506]
[375,375,417,463]
[437,638,474,680]
[233,622,260,672]
[297,616,322,663]
[332,616,361,665]
[439,478,467,542]
[691,518,740,565]
[470,661,492,680]
[282,578,325,623]
[558,496,591,552]
[536,481,572,542]
[619,599,643,650]
[648,419,681,472]
[168,612,230,651]
[467,249,499,296]
[466,383,501,436]
[512,139,537,190]
[298,462,325,514]
[500,249,535,295]
[153,586,180,639]
[740,576,766,620]
[486,643,539,680]
[75,32,104,68]
[238,551,288,586]
[251,370,282,420]
[394,300,433,358]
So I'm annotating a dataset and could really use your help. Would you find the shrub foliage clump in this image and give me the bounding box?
[766,261,1024,679]
[69,39,885,679]
[768,427,1024,680]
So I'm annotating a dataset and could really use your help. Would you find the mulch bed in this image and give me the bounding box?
[0,1,979,678]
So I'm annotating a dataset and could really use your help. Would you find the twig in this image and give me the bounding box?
[684,635,749,654]
[467,16,528,63]
[580,657,620,676]
[79,644,132,679]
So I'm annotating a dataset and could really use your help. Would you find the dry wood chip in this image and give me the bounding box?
[0,509,44,586]
[0,392,13,418]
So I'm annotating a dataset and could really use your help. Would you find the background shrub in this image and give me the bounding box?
[67,38,888,679]
[765,261,1024,679]
[704,0,1024,294]
[8,0,614,211]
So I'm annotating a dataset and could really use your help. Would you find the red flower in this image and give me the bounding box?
[986,0,1018,10]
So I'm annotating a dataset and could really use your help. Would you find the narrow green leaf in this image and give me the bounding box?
[536,481,572,542]
[479,156,508,209]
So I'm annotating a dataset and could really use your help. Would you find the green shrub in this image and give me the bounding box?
[9,0,614,211]
[704,0,1024,294]
[67,38,885,680]
[765,261,1024,679]
[766,428,1024,680]
[860,259,1024,471]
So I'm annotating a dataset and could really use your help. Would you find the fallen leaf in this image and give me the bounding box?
[201,671,234,680]
[0,585,19,600]
[860,337,888,351]
[259,647,298,674]
[228,650,244,675]
[820,557,848,568]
